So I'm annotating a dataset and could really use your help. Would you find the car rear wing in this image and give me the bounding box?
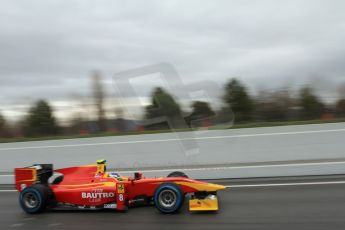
[15,164,53,192]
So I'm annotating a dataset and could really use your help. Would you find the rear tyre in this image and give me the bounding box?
[154,183,184,214]
[167,171,188,178]
[19,184,50,214]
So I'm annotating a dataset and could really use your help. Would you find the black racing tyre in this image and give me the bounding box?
[19,184,50,214]
[153,183,184,214]
[167,171,188,178]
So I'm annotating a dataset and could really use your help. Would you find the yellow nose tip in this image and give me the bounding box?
[207,183,226,191]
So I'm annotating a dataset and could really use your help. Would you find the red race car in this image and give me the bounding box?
[15,160,225,214]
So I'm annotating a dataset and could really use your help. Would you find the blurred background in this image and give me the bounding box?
[1,0,345,141]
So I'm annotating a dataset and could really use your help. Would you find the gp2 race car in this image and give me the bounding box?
[15,160,225,214]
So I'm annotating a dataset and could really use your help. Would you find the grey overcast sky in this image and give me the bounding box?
[1,0,345,121]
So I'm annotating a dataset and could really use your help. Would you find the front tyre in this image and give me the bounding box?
[154,183,184,214]
[19,184,50,214]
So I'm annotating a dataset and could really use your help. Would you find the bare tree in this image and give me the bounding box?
[0,112,8,137]
[336,83,345,117]
[338,83,345,99]
[115,107,124,119]
[92,71,106,132]
[255,88,296,121]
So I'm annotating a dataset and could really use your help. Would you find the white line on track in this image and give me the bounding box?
[225,180,345,188]
[2,180,345,192]
[0,128,344,151]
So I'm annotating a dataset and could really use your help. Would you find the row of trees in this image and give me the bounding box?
[143,79,345,130]
[222,79,339,122]
[1,78,345,138]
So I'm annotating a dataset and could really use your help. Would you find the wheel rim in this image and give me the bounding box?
[23,192,38,209]
[158,189,177,208]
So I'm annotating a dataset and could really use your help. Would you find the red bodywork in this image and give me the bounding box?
[15,164,224,210]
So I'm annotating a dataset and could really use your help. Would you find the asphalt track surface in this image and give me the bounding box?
[2,176,345,230]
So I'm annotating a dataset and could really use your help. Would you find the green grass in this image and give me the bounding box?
[227,118,345,129]
[1,118,345,144]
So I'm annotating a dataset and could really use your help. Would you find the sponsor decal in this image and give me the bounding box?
[117,184,125,194]
[81,189,115,202]
[104,203,117,209]
[81,192,115,199]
